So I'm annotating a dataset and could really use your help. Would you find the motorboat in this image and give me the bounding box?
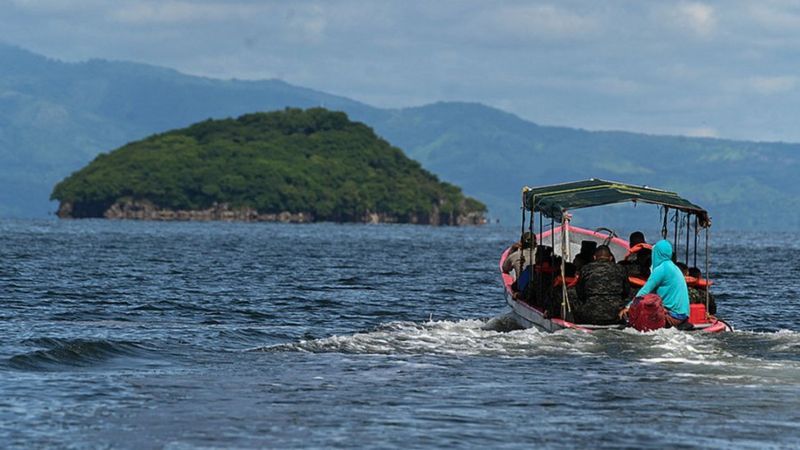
[500,179,733,333]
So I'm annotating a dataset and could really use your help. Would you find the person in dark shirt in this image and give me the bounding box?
[573,253,589,272]
[526,246,555,308]
[620,231,652,279]
[574,246,630,325]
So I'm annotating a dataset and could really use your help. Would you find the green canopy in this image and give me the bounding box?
[523,179,710,227]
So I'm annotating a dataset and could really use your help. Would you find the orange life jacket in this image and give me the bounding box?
[624,243,653,261]
[684,276,713,290]
[552,275,579,288]
[628,276,648,287]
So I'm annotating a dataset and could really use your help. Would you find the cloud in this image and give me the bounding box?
[109,1,263,24]
[748,2,800,29]
[685,126,719,138]
[749,76,797,94]
[481,4,598,41]
[7,0,106,13]
[284,5,327,44]
[671,2,716,36]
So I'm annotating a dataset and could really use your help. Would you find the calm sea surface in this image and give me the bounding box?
[1,219,800,449]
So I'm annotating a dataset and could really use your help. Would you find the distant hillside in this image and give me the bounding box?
[0,44,384,218]
[2,43,799,229]
[51,108,485,225]
[373,102,800,229]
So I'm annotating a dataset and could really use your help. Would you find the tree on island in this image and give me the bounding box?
[51,108,486,225]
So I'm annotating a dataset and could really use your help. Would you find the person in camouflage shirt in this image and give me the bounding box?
[574,246,630,324]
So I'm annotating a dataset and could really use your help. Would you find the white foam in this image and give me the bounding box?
[261,318,601,358]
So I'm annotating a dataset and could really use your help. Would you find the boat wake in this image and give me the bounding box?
[260,318,800,380]
[259,318,604,357]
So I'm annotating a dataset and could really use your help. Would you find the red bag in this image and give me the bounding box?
[628,294,666,332]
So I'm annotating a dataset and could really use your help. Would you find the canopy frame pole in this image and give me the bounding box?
[560,212,572,321]
[529,196,536,301]
[520,190,526,244]
[538,211,544,306]
[519,189,529,271]
[705,226,711,311]
[693,215,699,268]
[661,207,669,239]
[551,217,555,251]
[673,210,679,262]
[685,213,691,265]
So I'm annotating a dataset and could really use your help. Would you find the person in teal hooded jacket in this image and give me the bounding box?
[627,239,690,325]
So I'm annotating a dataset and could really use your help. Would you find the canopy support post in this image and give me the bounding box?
[705,226,711,311]
[673,210,679,262]
[685,213,691,265]
[661,207,669,239]
[693,215,699,268]
[529,196,535,302]
[538,212,543,306]
[520,190,526,243]
[560,212,572,321]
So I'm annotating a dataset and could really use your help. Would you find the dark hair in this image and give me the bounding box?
[579,240,597,257]
[675,261,689,275]
[689,267,702,278]
[521,232,535,248]
[594,245,613,261]
[629,231,646,246]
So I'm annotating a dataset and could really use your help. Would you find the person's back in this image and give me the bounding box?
[528,246,555,307]
[636,240,690,323]
[503,232,534,280]
[575,246,630,324]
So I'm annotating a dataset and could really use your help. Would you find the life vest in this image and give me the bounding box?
[684,276,713,290]
[628,276,648,287]
[552,275,579,288]
[624,243,653,261]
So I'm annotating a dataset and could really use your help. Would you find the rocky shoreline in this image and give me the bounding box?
[56,200,486,226]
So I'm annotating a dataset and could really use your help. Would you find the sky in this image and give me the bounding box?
[2,0,800,142]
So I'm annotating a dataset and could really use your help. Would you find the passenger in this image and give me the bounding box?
[620,240,690,329]
[574,246,630,325]
[547,262,578,318]
[573,253,589,272]
[528,246,556,308]
[620,231,652,279]
[579,240,597,263]
[688,267,717,314]
[629,231,646,246]
[675,262,689,276]
[503,232,535,280]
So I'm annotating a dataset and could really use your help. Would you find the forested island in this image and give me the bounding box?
[51,108,486,225]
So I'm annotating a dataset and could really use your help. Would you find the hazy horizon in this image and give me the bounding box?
[3,0,800,143]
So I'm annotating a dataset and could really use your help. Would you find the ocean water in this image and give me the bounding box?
[1,219,800,449]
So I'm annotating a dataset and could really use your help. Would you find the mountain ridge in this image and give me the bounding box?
[1,43,798,229]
